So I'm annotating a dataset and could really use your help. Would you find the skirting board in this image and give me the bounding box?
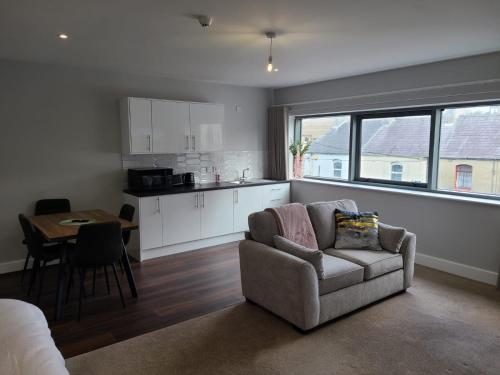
[134,232,245,262]
[415,252,498,286]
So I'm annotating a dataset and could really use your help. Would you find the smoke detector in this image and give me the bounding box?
[197,15,213,28]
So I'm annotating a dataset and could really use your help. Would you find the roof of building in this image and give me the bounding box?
[308,113,500,159]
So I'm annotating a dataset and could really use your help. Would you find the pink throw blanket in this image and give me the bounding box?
[266,203,318,249]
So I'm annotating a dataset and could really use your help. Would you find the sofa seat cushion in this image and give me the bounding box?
[324,249,403,280]
[318,255,364,295]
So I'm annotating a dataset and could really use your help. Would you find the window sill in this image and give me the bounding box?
[293,178,500,208]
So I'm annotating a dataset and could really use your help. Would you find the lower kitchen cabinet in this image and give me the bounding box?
[162,192,201,245]
[124,182,290,260]
[200,189,234,238]
[138,196,163,250]
[233,186,264,232]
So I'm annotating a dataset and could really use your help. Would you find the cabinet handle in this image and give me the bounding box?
[147,135,152,151]
[271,188,281,191]
[201,192,204,208]
[234,190,239,203]
[270,198,281,202]
[195,193,199,208]
[156,197,160,212]
[185,135,189,151]
[191,135,196,151]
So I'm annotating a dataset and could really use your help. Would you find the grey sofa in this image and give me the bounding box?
[239,199,416,331]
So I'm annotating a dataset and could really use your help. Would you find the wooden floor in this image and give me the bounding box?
[0,242,244,358]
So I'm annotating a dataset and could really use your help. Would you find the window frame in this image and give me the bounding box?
[354,109,433,188]
[295,113,353,181]
[293,100,500,200]
[390,163,403,181]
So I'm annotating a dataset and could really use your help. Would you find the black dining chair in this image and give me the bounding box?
[18,214,69,304]
[35,199,71,216]
[90,204,135,292]
[21,199,71,285]
[119,204,135,248]
[66,222,126,321]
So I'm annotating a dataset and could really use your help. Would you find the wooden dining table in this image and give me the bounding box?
[29,209,139,320]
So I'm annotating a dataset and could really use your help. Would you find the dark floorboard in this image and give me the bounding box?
[0,242,244,358]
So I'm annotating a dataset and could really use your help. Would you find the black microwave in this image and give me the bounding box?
[127,168,173,191]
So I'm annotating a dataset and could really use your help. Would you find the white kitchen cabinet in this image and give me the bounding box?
[162,193,201,245]
[189,103,224,152]
[200,189,234,238]
[233,186,263,232]
[138,196,163,250]
[121,97,224,154]
[151,100,190,153]
[124,182,290,261]
[261,183,291,209]
[120,98,152,154]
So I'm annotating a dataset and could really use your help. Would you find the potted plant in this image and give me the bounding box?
[289,141,310,179]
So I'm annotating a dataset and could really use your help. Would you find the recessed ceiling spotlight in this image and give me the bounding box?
[58,33,69,40]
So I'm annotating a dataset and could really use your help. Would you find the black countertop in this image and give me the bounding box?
[123,179,290,197]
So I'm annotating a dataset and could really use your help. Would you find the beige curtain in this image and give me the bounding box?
[267,106,289,180]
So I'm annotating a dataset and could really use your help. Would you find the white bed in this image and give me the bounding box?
[0,299,68,375]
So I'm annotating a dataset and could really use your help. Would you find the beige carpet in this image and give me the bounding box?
[66,266,500,375]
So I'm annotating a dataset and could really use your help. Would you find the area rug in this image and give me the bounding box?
[66,267,500,375]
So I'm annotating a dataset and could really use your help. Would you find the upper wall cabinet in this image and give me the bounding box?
[121,98,153,154]
[189,103,224,153]
[120,97,224,155]
[152,100,190,153]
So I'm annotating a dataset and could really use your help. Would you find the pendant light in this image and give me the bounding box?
[265,32,276,72]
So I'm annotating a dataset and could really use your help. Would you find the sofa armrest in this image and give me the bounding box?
[400,232,416,289]
[239,240,320,330]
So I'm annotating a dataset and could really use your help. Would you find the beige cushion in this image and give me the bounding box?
[273,236,324,278]
[324,249,403,280]
[248,211,280,246]
[378,223,407,253]
[306,200,358,250]
[319,255,364,295]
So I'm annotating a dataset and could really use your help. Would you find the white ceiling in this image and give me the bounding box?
[1,0,499,88]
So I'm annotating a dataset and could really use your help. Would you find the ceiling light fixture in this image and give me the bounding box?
[58,33,69,40]
[265,32,276,73]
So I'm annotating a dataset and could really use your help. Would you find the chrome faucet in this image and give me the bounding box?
[241,168,250,182]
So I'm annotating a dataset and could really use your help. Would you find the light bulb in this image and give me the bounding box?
[267,63,273,72]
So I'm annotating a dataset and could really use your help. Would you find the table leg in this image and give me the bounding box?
[121,241,138,298]
[54,249,67,321]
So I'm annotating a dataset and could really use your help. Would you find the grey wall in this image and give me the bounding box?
[273,52,500,114]
[0,60,270,267]
[292,180,500,275]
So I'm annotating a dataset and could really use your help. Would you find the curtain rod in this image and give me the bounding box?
[270,78,500,107]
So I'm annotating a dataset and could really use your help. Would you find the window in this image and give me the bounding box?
[391,163,403,181]
[294,102,500,199]
[455,164,472,191]
[298,115,351,180]
[333,160,342,178]
[358,113,431,186]
[437,104,500,196]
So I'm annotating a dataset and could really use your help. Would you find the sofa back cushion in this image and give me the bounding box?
[306,199,358,250]
[248,211,280,246]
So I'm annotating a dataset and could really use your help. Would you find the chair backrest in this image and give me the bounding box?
[18,214,45,258]
[74,222,123,267]
[35,199,71,216]
[119,204,135,246]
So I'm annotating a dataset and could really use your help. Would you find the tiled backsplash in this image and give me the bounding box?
[122,151,266,186]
